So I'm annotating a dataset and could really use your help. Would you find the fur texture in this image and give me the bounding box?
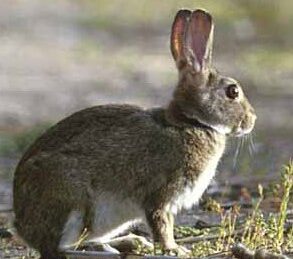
[13,9,256,258]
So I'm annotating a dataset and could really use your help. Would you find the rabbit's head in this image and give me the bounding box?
[168,9,256,136]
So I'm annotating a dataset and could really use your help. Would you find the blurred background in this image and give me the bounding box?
[0,0,292,209]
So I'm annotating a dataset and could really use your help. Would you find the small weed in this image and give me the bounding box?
[276,160,293,249]
[190,160,292,258]
[175,225,203,238]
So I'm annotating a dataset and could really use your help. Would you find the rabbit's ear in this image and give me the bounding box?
[170,9,192,62]
[185,9,214,72]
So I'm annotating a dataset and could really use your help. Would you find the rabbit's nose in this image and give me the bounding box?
[250,112,257,122]
[247,106,257,122]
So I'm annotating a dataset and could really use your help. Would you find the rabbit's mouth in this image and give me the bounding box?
[234,126,254,137]
[233,115,256,137]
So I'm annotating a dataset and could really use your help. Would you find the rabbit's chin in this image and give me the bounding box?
[208,124,254,137]
[233,126,254,137]
[209,124,232,135]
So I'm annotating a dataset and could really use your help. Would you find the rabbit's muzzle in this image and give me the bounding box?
[234,108,257,137]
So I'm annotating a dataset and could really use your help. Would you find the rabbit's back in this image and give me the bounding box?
[17,104,143,165]
[17,104,182,183]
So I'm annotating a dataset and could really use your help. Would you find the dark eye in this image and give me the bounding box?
[226,84,239,99]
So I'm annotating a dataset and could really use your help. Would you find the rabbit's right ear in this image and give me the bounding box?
[185,10,214,73]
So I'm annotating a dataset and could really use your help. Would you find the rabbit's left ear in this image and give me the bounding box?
[170,9,192,63]
[185,9,214,72]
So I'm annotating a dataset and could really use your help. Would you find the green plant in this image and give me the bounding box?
[276,160,293,250]
[189,160,292,257]
[241,184,264,247]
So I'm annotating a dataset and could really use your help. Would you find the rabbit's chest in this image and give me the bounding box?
[167,136,225,214]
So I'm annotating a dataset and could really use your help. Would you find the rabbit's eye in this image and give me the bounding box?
[226,84,239,99]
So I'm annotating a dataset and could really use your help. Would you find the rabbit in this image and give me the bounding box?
[13,9,256,259]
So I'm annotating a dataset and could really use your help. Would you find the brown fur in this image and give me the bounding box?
[13,9,256,258]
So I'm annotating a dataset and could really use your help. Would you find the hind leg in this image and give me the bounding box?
[79,233,153,254]
[58,209,120,254]
[14,204,73,259]
[78,196,148,253]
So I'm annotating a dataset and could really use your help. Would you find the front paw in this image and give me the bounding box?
[163,244,191,257]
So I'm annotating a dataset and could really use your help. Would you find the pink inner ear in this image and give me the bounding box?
[171,16,186,60]
[186,10,212,69]
[171,10,191,61]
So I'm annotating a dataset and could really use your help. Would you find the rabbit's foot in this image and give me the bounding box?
[100,243,121,254]
[108,233,153,253]
[163,244,191,258]
[74,242,120,254]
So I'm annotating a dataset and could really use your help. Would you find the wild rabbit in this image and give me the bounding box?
[13,9,256,259]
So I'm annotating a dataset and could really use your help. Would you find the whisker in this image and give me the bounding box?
[233,137,243,170]
[248,137,253,156]
[251,132,256,152]
[232,130,257,173]
[244,134,250,155]
[244,135,248,155]
[242,134,246,151]
[248,133,256,156]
